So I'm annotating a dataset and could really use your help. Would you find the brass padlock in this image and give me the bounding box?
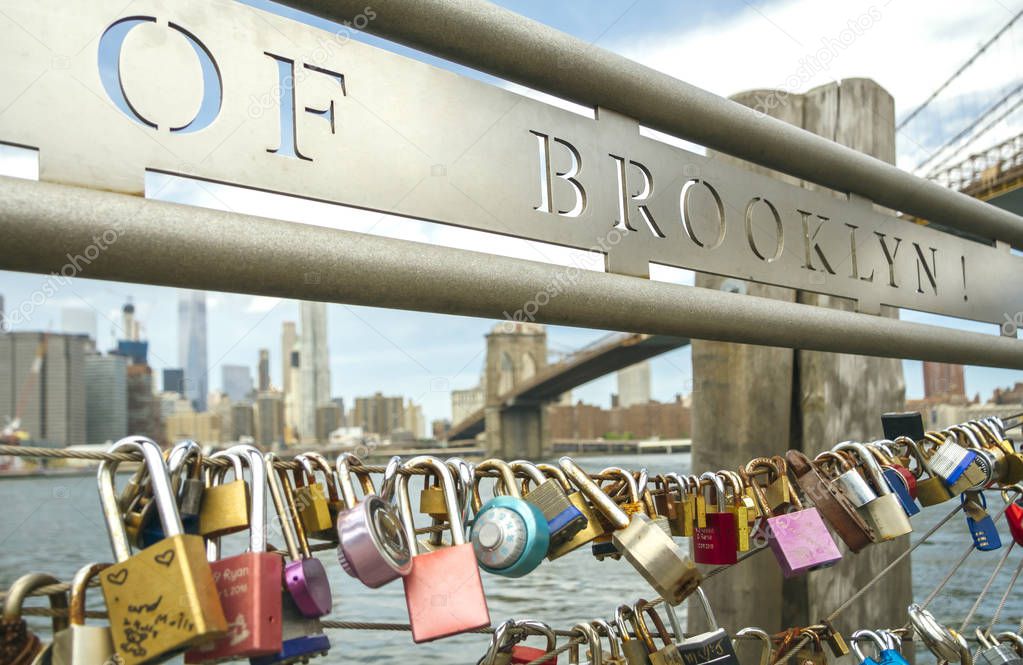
[199,450,251,537]
[292,454,333,536]
[2,573,68,665]
[562,457,701,605]
[98,436,226,665]
[895,436,955,506]
[301,451,345,540]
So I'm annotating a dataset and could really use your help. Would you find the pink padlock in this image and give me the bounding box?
[397,455,490,643]
[336,454,412,588]
[747,459,842,577]
[186,446,282,662]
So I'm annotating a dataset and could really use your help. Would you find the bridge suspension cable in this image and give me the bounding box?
[897,6,1023,131]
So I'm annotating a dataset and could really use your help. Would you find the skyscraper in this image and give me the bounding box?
[617,361,651,408]
[163,368,185,395]
[61,307,97,346]
[85,353,128,445]
[0,332,87,446]
[281,322,296,396]
[222,364,254,402]
[258,349,270,392]
[178,290,208,412]
[298,302,330,443]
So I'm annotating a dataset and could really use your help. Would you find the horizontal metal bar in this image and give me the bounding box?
[0,176,1019,368]
[286,0,1023,248]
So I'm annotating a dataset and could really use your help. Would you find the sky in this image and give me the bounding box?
[0,0,1021,427]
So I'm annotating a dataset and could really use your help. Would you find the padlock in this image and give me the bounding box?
[924,431,986,490]
[481,619,557,665]
[199,449,251,538]
[692,472,738,565]
[419,470,449,519]
[515,459,588,549]
[396,455,490,642]
[896,436,956,506]
[785,450,875,552]
[592,618,624,665]
[470,458,550,577]
[976,630,1023,665]
[591,467,646,562]
[654,474,685,537]
[185,445,283,663]
[1001,485,1023,545]
[735,628,772,665]
[875,630,909,665]
[173,440,206,522]
[267,454,333,619]
[743,458,789,514]
[818,449,876,510]
[50,563,114,665]
[335,452,412,588]
[635,469,674,538]
[675,588,741,665]
[819,620,850,659]
[907,603,971,665]
[299,452,344,541]
[665,473,695,537]
[568,623,602,665]
[133,440,207,547]
[536,462,607,559]
[997,633,1023,659]
[745,461,841,577]
[851,630,885,665]
[424,458,474,551]
[634,599,684,665]
[617,604,653,665]
[561,457,701,604]
[834,442,912,541]
[789,628,828,665]
[291,454,334,537]
[717,471,751,552]
[248,592,330,665]
[97,436,226,665]
[864,442,920,516]
[652,475,678,523]
[1,573,68,665]
[962,423,1012,485]
[980,418,1023,483]
[962,490,1002,551]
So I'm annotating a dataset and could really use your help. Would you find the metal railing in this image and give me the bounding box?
[930,132,1023,193]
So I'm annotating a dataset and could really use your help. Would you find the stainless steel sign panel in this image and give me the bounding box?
[0,0,1019,325]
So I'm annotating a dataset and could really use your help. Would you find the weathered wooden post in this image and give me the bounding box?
[691,79,911,656]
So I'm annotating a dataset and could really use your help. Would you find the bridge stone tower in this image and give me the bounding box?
[483,322,550,459]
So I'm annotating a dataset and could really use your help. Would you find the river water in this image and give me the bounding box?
[2,452,1021,663]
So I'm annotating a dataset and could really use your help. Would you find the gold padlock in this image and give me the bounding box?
[292,454,333,535]
[199,450,251,537]
[98,437,226,665]
[536,462,606,560]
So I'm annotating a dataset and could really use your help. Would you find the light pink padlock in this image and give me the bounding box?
[748,459,842,577]
[335,454,412,588]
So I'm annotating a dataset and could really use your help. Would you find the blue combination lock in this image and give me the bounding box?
[470,459,550,577]
[963,491,1002,551]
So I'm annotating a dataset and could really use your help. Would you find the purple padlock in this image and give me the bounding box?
[265,453,333,618]
[336,454,412,588]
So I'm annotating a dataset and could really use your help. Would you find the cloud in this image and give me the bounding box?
[246,295,282,314]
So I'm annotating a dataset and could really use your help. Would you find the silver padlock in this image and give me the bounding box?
[835,442,912,541]
[51,563,115,665]
[976,630,1023,665]
[821,448,877,508]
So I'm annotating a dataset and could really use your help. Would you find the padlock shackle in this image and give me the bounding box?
[69,562,109,627]
[568,622,601,665]
[835,442,892,497]
[536,463,573,492]
[634,598,673,652]
[378,455,401,503]
[736,627,773,665]
[590,618,622,660]
[264,452,302,562]
[224,445,268,553]
[560,456,629,529]
[99,437,184,562]
[299,451,344,505]
[207,449,245,485]
[474,459,521,510]
[699,471,727,512]
[509,459,546,491]
[336,452,376,509]
[516,618,557,653]
[397,455,464,551]
[2,572,69,635]
[601,466,640,503]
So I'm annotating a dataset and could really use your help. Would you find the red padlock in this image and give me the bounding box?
[693,472,738,565]
[186,446,282,663]
[397,456,489,643]
[1003,488,1023,546]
